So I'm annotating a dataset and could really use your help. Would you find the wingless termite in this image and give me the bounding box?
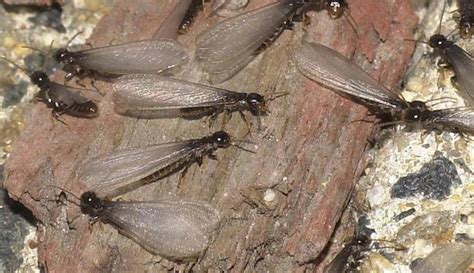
[49,188,220,261]
[77,131,249,198]
[0,56,98,119]
[292,41,474,135]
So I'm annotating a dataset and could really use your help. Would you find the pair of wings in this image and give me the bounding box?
[112,74,245,119]
[103,198,220,260]
[292,40,474,133]
[195,1,299,83]
[77,139,203,198]
[72,39,188,75]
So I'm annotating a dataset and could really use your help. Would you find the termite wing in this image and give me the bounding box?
[428,34,474,106]
[112,74,268,119]
[77,131,232,198]
[324,234,371,273]
[55,39,188,80]
[292,41,474,134]
[424,0,474,106]
[456,0,474,38]
[56,1,191,80]
[195,0,309,84]
[77,191,221,260]
[0,57,99,119]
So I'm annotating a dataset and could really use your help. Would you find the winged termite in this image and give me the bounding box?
[178,0,207,35]
[77,131,239,198]
[414,0,474,106]
[112,74,268,121]
[55,1,190,80]
[54,39,188,80]
[456,0,474,38]
[50,188,220,261]
[292,41,474,134]
[195,0,308,84]
[324,234,372,273]
[0,56,98,119]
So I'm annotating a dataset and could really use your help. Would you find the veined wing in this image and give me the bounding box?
[113,74,240,118]
[77,140,197,196]
[292,41,405,110]
[447,45,474,106]
[74,39,188,75]
[196,1,297,83]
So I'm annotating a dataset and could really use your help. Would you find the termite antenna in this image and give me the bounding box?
[66,31,84,48]
[403,38,430,46]
[437,0,448,35]
[231,139,257,154]
[267,92,289,102]
[424,96,458,107]
[343,9,360,39]
[0,56,30,76]
[376,119,405,128]
[42,184,82,204]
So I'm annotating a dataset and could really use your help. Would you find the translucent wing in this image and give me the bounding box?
[446,45,474,106]
[292,41,405,110]
[104,199,220,260]
[77,140,197,197]
[74,39,188,75]
[427,107,474,134]
[195,1,297,83]
[113,74,240,118]
[48,82,94,105]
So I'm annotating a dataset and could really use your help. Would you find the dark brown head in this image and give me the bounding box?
[54,48,73,64]
[459,22,473,39]
[211,131,231,149]
[30,71,50,88]
[326,0,346,19]
[80,191,104,217]
[403,100,430,122]
[428,34,451,50]
[246,93,268,115]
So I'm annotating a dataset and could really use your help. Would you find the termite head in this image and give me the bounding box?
[54,48,73,64]
[30,71,50,88]
[403,100,430,122]
[429,34,450,50]
[459,22,473,39]
[326,0,345,19]
[246,93,268,115]
[80,191,104,217]
[211,131,231,148]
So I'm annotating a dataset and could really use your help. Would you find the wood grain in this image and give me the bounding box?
[4,0,418,271]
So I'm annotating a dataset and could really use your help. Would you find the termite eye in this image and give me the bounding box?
[429,34,447,49]
[212,131,231,148]
[30,71,49,87]
[408,100,428,111]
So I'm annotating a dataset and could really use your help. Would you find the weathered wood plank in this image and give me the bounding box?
[4,0,418,271]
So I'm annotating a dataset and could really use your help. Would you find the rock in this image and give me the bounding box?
[391,155,462,200]
[3,0,418,271]
[412,243,472,273]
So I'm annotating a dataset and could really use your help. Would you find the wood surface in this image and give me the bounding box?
[4,0,418,271]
